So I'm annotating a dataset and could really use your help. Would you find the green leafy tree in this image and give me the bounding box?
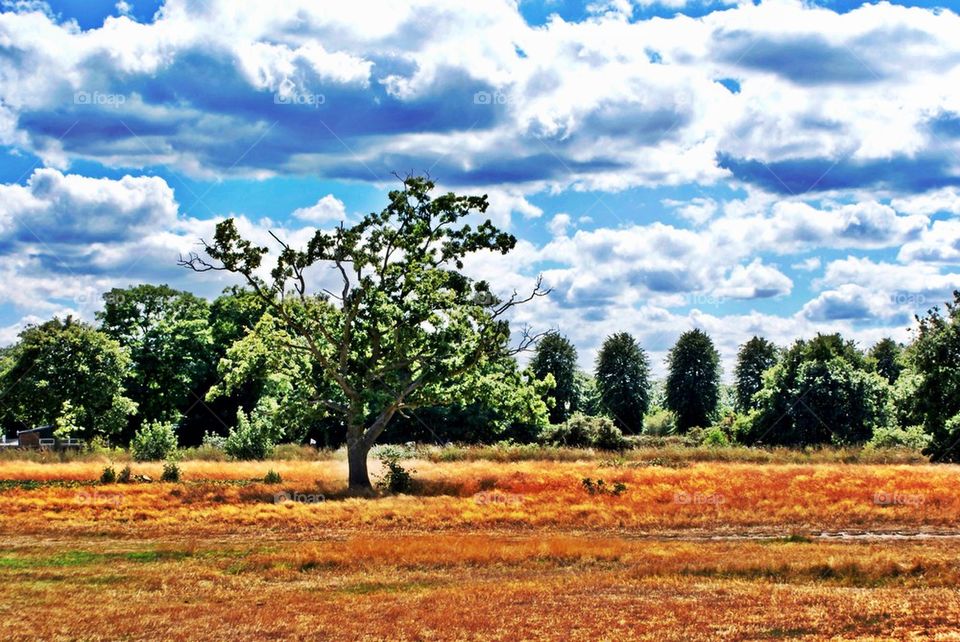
[868,338,903,385]
[665,329,721,431]
[131,421,179,461]
[181,176,548,491]
[594,332,650,433]
[733,336,778,412]
[529,333,579,425]
[0,318,136,441]
[905,292,960,461]
[742,333,892,446]
[97,285,214,432]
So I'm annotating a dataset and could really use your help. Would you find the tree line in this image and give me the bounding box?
[1,177,958,490]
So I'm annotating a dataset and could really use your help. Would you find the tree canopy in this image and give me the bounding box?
[734,336,779,412]
[594,332,650,433]
[665,329,721,431]
[529,333,580,425]
[0,318,136,441]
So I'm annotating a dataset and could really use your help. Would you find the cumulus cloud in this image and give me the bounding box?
[292,194,347,223]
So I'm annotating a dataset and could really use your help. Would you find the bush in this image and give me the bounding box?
[867,425,933,451]
[590,417,629,450]
[160,461,181,482]
[100,465,117,484]
[702,427,731,448]
[201,431,227,450]
[263,469,282,484]
[643,409,677,436]
[131,421,179,462]
[539,413,628,450]
[224,409,275,461]
[118,465,132,483]
[376,446,415,493]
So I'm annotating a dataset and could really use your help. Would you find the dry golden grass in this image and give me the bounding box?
[2,456,960,640]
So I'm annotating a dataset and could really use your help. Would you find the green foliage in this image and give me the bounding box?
[904,292,960,461]
[118,465,132,484]
[530,333,580,424]
[742,333,893,446]
[100,465,117,484]
[734,336,778,412]
[643,408,677,436]
[263,469,282,484]
[540,413,628,450]
[97,285,214,427]
[866,425,932,450]
[207,311,323,445]
[0,318,136,441]
[594,332,650,433]
[131,421,179,461]
[201,431,227,450]
[224,408,275,460]
[665,329,721,431]
[868,338,903,385]
[160,461,181,482]
[702,427,731,448]
[376,446,415,493]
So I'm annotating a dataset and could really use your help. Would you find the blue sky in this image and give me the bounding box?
[0,0,959,374]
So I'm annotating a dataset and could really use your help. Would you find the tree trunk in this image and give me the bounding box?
[347,435,373,494]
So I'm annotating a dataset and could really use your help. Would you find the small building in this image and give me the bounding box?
[17,425,54,448]
[15,426,82,449]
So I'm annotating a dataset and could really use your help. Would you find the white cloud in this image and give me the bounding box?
[547,212,571,236]
[291,194,347,223]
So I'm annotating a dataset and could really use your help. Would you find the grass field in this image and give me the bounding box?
[2,454,959,640]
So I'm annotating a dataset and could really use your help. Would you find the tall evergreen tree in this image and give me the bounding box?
[665,329,721,431]
[868,338,903,385]
[530,333,579,425]
[594,332,650,433]
[734,336,778,412]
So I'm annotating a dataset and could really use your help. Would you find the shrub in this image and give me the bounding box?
[100,465,117,484]
[643,409,677,436]
[201,431,227,450]
[263,469,282,484]
[376,446,415,493]
[702,427,731,448]
[160,461,181,482]
[867,425,933,451]
[539,413,627,450]
[131,421,179,462]
[224,409,275,461]
[118,465,132,483]
[590,417,629,450]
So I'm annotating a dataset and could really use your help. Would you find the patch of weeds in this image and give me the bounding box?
[263,469,282,484]
[581,478,627,496]
[377,447,416,493]
[100,465,117,484]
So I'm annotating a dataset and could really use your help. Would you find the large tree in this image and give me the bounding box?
[97,284,214,439]
[529,333,579,425]
[905,292,960,461]
[181,177,547,491]
[594,332,650,433]
[665,329,721,431]
[0,317,136,441]
[868,338,903,385]
[733,336,778,412]
[741,333,891,446]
